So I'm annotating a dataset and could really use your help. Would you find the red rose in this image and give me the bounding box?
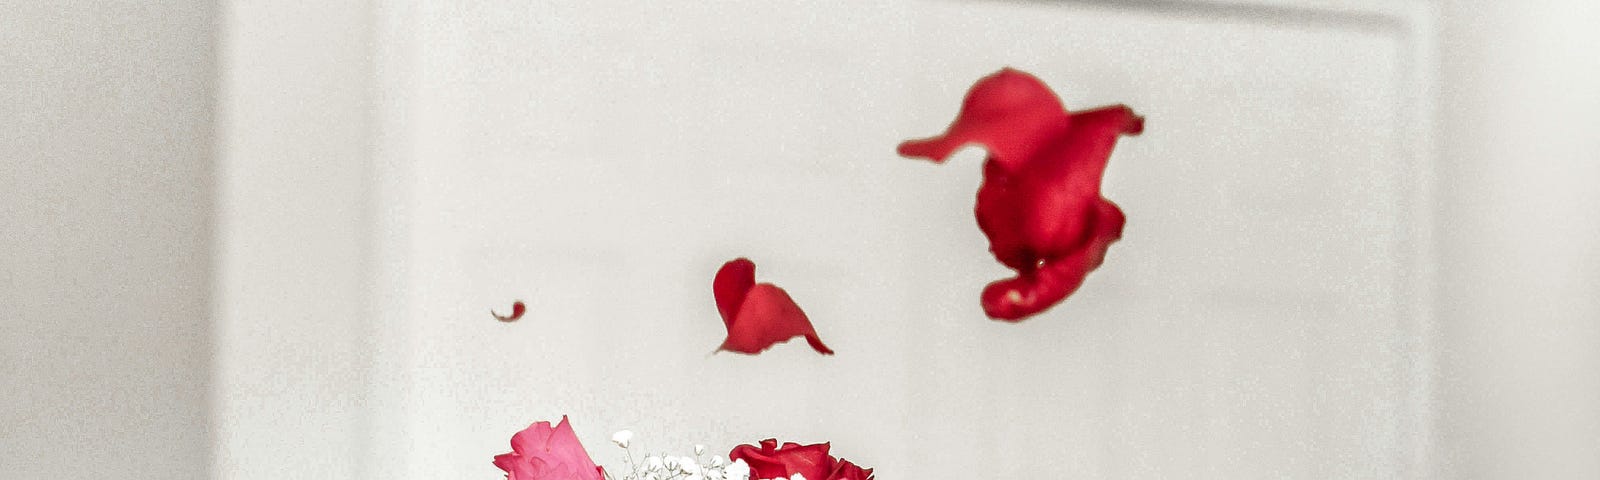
[728,439,873,480]
[898,68,1143,321]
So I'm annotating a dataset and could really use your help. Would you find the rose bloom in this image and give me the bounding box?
[494,416,604,480]
[728,439,873,480]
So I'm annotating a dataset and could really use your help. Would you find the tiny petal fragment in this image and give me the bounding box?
[897,68,1143,321]
[712,258,834,355]
[493,300,527,322]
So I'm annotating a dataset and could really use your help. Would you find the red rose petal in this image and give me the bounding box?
[713,258,756,327]
[898,68,1073,170]
[713,258,834,355]
[899,68,1142,321]
[980,199,1123,320]
[493,300,526,322]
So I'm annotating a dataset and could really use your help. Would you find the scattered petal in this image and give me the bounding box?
[492,300,527,322]
[712,258,834,355]
[898,68,1143,321]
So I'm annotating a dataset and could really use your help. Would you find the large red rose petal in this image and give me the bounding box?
[713,258,834,355]
[898,68,1143,321]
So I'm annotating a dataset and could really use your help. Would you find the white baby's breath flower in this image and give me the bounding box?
[724,459,751,480]
[646,456,665,470]
[791,474,806,480]
[611,430,634,449]
[664,457,680,470]
[679,457,702,474]
[709,456,725,467]
[694,444,707,455]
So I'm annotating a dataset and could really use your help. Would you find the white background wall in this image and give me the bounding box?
[1435,1,1600,478]
[3,1,1598,479]
[1,1,215,478]
[210,2,374,477]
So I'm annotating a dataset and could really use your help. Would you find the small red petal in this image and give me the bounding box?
[493,300,526,322]
[900,68,1142,321]
[713,259,833,355]
[720,285,834,355]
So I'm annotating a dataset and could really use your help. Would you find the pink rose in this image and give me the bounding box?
[494,416,604,480]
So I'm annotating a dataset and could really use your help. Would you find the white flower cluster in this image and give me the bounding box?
[608,430,751,480]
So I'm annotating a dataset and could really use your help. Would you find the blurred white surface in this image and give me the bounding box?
[1435,1,1600,478]
[210,1,374,478]
[1,1,215,478]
